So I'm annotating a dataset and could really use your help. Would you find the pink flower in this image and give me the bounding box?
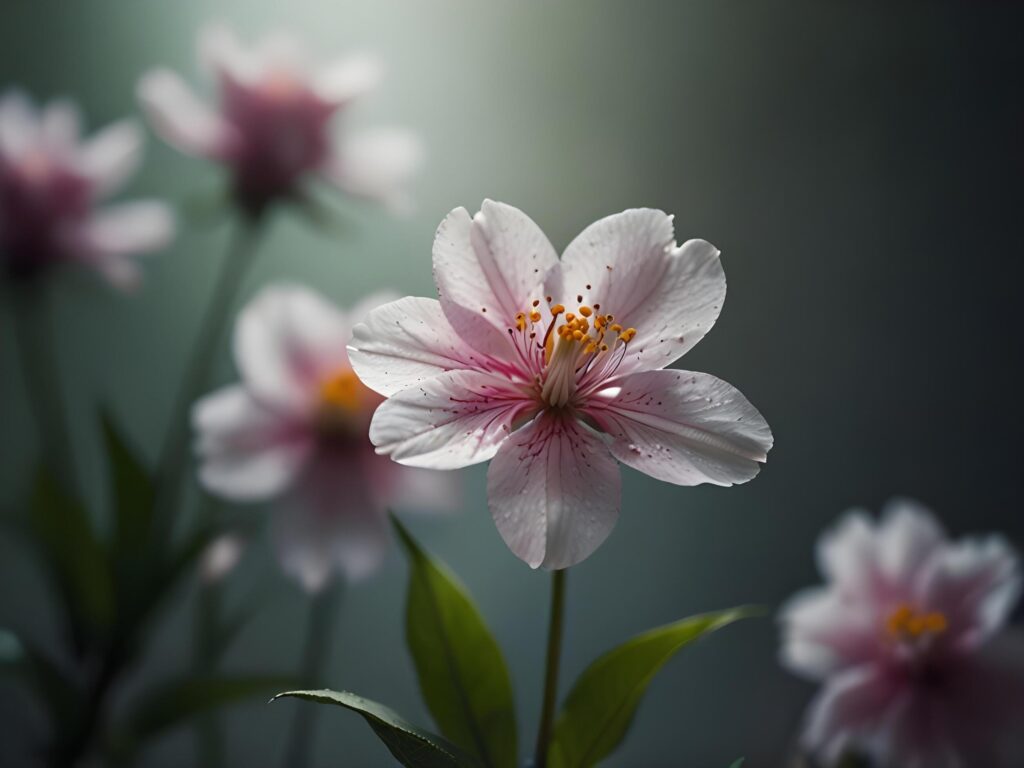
[780,500,1024,767]
[137,25,421,215]
[0,90,174,289]
[349,201,773,569]
[192,284,458,591]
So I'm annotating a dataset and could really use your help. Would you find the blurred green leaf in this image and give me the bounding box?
[549,608,755,768]
[0,628,80,727]
[729,760,745,768]
[274,689,484,768]
[395,518,517,768]
[125,674,293,742]
[102,412,155,566]
[30,467,114,635]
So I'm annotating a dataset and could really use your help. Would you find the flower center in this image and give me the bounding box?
[260,69,302,100]
[885,604,948,644]
[314,369,369,438]
[504,297,636,409]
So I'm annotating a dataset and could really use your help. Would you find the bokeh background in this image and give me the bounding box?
[2,1,1024,765]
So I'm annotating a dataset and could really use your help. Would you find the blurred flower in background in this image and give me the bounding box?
[0,90,174,289]
[193,284,459,591]
[351,201,773,570]
[780,500,1024,767]
[137,25,422,217]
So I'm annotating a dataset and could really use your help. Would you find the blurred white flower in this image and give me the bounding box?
[349,200,772,570]
[199,532,247,584]
[780,500,1024,767]
[0,90,174,289]
[137,25,422,215]
[193,284,458,592]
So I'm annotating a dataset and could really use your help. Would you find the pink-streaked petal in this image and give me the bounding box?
[76,119,143,198]
[137,69,233,158]
[487,412,620,569]
[368,369,535,470]
[920,535,1021,651]
[323,128,423,214]
[0,89,37,158]
[233,284,351,413]
[432,201,559,365]
[779,587,880,681]
[876,498,947,589]
[349,296,498,397]
[272,450,391,590]
[313,53,383,104]
[801,665,901,766]
[192,385,312,501]
[586,369,772,487]
[559,209,726,375]
[40,99,80,152]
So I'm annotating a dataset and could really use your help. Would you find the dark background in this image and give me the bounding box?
[2,1,1023,765]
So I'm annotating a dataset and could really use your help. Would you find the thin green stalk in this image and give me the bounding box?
[151,218,264,545]
[534,568,567,768]
[284,578,344,768]
[195,578,226,768]
[12,282,76,495]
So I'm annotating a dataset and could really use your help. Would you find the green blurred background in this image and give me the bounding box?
[2,1,1023,765]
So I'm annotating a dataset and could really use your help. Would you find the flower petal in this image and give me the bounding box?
[432,201,559,364]
[779,587,880,681]
[137,69,233,158]
[40,99,80,152]
[199,24,259,84]
[192,385,312,501]
[76,119,143,198]
[876,498,947,587]
[815,510,885,599]
[559,209,726,375]
[78,201,175,290]
[487,412,620,569]
[233,284,351,413]
[368,369,534,470]
[323,128,423,214]
[586,369,772,487]
[0,89,37,158]
[313,53,383,104]
[349,296,496,397]
[272,449,391,590]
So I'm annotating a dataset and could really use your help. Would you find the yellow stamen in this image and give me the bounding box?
[886,603,948,641]
[319,370,363,413]
[578,305,593,317]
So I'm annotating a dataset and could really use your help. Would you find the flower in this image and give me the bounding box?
[192,284,458,591]
[0,90,174,288]
[780,500,1024,767]
[349,200,773,569]
[137,25,422,216]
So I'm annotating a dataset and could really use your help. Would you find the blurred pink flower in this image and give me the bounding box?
[349,200,772,569]
[138,26,421,215]
[781,500,1024,767]
[0,91,174,288]
[193,284,458,591]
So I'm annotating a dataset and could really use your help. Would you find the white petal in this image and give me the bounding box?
[349,296,494,397]
[192,385,311,501]
[137,69,232,158]
[346,290,401,327]
[816,510,883,597]
[368,369,535,470]
[233,284,351,413]
[0,89,37,158]
[41,99,80,152]
[560,209,726,375]
[199,23,259,83]
[83,201,175,256]
[76,119,143,198]
[313,53,383,103]
[272,450,391,589]
[324,128,423,214]
[779,587,880,681]
[586,369,772,487]
[432,201,559,363]
[487,412,620,569]
[876,498,947,587]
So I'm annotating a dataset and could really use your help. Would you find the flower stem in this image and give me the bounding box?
[151,216,264,544]
[194,578,226,768]
[534,568,567,768]
[12,281,76,495]
[284,578,344,768]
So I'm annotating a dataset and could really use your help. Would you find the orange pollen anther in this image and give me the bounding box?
[886,604,949,642]
[578,305,593,317]
[318,370,364,414]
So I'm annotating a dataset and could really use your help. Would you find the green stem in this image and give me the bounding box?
[12,282,76,495]
[151,217,264,546]
[194,578,225,768]
[284,578,344,768]
[534,568,567,768]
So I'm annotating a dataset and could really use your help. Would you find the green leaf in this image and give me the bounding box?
[274,689,483,768]
[30,467,114,634]
[0,628,80,727]
[729,760,745,768]
[102,412,155,565]
[549,607,755,768]
[125,674,294,742]
[394,518,516,768]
